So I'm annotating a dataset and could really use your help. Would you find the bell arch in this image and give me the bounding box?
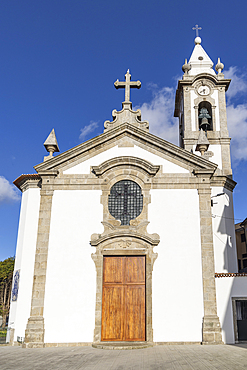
[194,94,216,131]
[198,101,213,131]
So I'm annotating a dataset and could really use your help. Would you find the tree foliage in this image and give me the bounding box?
[0,257,15,328]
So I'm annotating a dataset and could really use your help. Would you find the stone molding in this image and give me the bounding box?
[33,123,218,174]
[104,102,149,132]
[210,176,236,192]
[193,169,215,177]
[183,133,231,142]
[91,156,160,177]
[91,229,160,247]
[13,173,234,192]
[13,174,41,192]
[37,170,59,176]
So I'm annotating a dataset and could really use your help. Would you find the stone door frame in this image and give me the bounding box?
[91,237,158,344]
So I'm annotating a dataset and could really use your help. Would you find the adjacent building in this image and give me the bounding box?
[235,219,247,272]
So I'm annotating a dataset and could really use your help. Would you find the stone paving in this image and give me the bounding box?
[0,344,247,370]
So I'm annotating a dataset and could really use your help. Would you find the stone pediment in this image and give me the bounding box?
[34,123,218,175]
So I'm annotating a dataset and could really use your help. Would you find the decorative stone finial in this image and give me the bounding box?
[196,129,210,156]
[43,128,60,161]
[215,57,224,73]
[182,59,191,74]
[194,36,202,45]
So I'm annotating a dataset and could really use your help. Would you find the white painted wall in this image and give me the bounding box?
[212,187,238,273]
[7,188,40,342]
[64,145,189,175]
[216,277,247,343]
[148,189,204,342]
[193,144,222,170]
[43,190,103,343]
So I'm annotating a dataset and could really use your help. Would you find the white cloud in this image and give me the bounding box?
[227,103,247,162]
[0,176,20,203]
[134,85,178,145]
[224,67,247,162]
[224,67,247,101]
[79,120,99,141]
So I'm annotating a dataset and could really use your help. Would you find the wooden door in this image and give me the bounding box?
[101,256,145,341]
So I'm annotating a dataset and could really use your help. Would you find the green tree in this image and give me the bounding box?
[0,257,15,328]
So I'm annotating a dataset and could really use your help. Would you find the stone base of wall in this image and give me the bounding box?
[202,315,223,344]
[8,328,15,345]
[155,342,202,345]
[45,342,92,347]
[22,316,45,348]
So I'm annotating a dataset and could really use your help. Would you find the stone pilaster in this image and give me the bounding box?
[197,173,223,344]
[23,187,54,348]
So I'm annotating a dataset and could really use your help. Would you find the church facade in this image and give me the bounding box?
[8,37,247,347]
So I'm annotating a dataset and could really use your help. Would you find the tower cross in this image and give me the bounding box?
[114,69,141,102]
[192,24,202,37]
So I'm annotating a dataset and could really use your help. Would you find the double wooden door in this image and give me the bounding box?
[101,256,145,341]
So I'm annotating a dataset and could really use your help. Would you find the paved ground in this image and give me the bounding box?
[0,344,247,370]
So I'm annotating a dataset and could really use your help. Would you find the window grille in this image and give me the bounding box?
[108,180,143,225]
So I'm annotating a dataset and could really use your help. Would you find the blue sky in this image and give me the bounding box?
[1,0,247,261]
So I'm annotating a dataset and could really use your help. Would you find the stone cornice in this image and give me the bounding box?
[177,73,230,90]
[37,170,59,177]
[34,123,218,174]
[13,174,41,192]
[210,175,237,192]
[183,133,231,143]
[193,169,216,178]
[91,156,160,177]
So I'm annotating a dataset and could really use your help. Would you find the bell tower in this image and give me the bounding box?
[174,35,232,176]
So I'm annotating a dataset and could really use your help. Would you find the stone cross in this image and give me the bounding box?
[114,69,141,102]
[192,24,202,37]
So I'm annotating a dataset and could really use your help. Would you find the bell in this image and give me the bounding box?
[199,108,211,131]
[200,116,210,131]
